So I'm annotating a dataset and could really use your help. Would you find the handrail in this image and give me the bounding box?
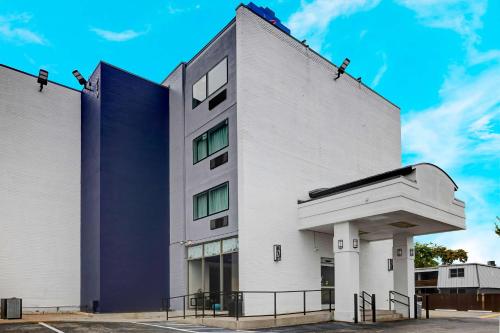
[359,291,373,322]
[389,290,410,319]
[164,289,333,321]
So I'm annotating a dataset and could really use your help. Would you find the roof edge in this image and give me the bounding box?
[0,63,81,92]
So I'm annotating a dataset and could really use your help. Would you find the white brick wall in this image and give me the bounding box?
[235,7,401,314]
[0,66,81,309]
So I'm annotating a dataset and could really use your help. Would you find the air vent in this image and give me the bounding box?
[208,89,227,110]
[210,152,228,169]
[210,216,228,230]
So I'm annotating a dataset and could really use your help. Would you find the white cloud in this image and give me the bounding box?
[359,29,368,39]
[166,3,201,15]
[90,26,150,42]
[395,0,500,65]
[0,13,47,45]
[402,64,500,170]
[371,52,387,88]
[287,0,380,51]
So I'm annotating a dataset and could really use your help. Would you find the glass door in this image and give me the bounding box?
[321,257,335,308]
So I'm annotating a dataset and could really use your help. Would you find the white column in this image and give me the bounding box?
[392,233,415,316]
[334,222,360,322]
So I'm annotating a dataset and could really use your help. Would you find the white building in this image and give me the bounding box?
[416,263,500,295]
[165,4,466,322]
[0,3,467,320]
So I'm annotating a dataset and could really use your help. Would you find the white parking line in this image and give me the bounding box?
[132,322,200,332]
[39,322,65,333]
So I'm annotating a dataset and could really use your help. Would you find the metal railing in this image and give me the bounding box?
[389,290,410,319]
[163,289,334,321]
[359,291,376,322]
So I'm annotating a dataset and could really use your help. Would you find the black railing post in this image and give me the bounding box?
[371,294,376,323]
[202,292,205,318]
[195,295,198,318]
[354,294,358,323]
[166,298,169,321]
[213,292,216,318]
[329,289,332,312]
[414,295,417,319]
[303,291,306,315]
[274,292,277,319]
[425,295,429,319]
[389,291,391,310]
[235,291,239,321]
[183,296,186,319]
[362,294,365,322]
[407,297,410,319]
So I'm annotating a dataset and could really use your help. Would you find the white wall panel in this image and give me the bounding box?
[0,66,81,309]
[235,7,400,314]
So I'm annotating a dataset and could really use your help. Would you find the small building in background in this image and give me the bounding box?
[415,262,500,295]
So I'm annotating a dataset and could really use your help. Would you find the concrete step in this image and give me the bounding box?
[360,309,405,322]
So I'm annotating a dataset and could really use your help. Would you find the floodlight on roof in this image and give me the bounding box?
[334,58,350,80]
[37,69,48,91]
[72,70,87,86]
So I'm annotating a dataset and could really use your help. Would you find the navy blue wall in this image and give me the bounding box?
[81,62,169,312]
[81,64,102,311]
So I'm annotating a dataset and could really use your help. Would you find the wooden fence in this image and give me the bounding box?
[423,293,500,312]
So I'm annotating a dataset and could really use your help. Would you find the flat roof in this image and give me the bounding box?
[0,64,81,92]
[416,263,500,271]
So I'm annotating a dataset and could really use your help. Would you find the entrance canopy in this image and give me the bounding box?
[298,163,465,241]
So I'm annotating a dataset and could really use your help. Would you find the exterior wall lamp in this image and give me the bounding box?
[338,239,343,249]
[353,239,358,249]
[388,258,393,271]
[397,248,403,257]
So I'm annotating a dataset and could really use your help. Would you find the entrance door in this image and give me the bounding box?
[321,257,335,307]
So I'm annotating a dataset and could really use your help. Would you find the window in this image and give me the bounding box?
[193,120,228,164]
[193,133,208,163]
[208,58,227,95]
[193,182,229,220]
[192,75,207,108]
[192,57,228,109]
[450,268,465,278]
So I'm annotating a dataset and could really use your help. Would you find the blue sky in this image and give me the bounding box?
[1,0,498,263]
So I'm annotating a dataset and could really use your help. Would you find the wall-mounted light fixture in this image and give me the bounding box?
[338,239,343,250]
[37,69,48,91]
[397,248,403,257]
[410,248,414,257]
[387,258,393,271]
[334,58,350,80]
[273,244,282,262]
[353,238,358,249]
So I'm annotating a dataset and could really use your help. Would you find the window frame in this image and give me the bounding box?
[193,119,229,164]
[193,182,229,221]
[450,268,465,278]
[191,56,228,110]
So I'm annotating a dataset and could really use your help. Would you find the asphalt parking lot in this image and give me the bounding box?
[0,317,498,333]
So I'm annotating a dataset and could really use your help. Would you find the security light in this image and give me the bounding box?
[334,58,350,80]
[72,70,87,86]
[356,77,362,83]
[37,69,48,91]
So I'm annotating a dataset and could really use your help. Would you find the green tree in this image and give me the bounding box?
[496,217,500,237]
[414,242,468,268]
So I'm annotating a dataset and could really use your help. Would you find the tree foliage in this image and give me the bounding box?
[414,242,468,268]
